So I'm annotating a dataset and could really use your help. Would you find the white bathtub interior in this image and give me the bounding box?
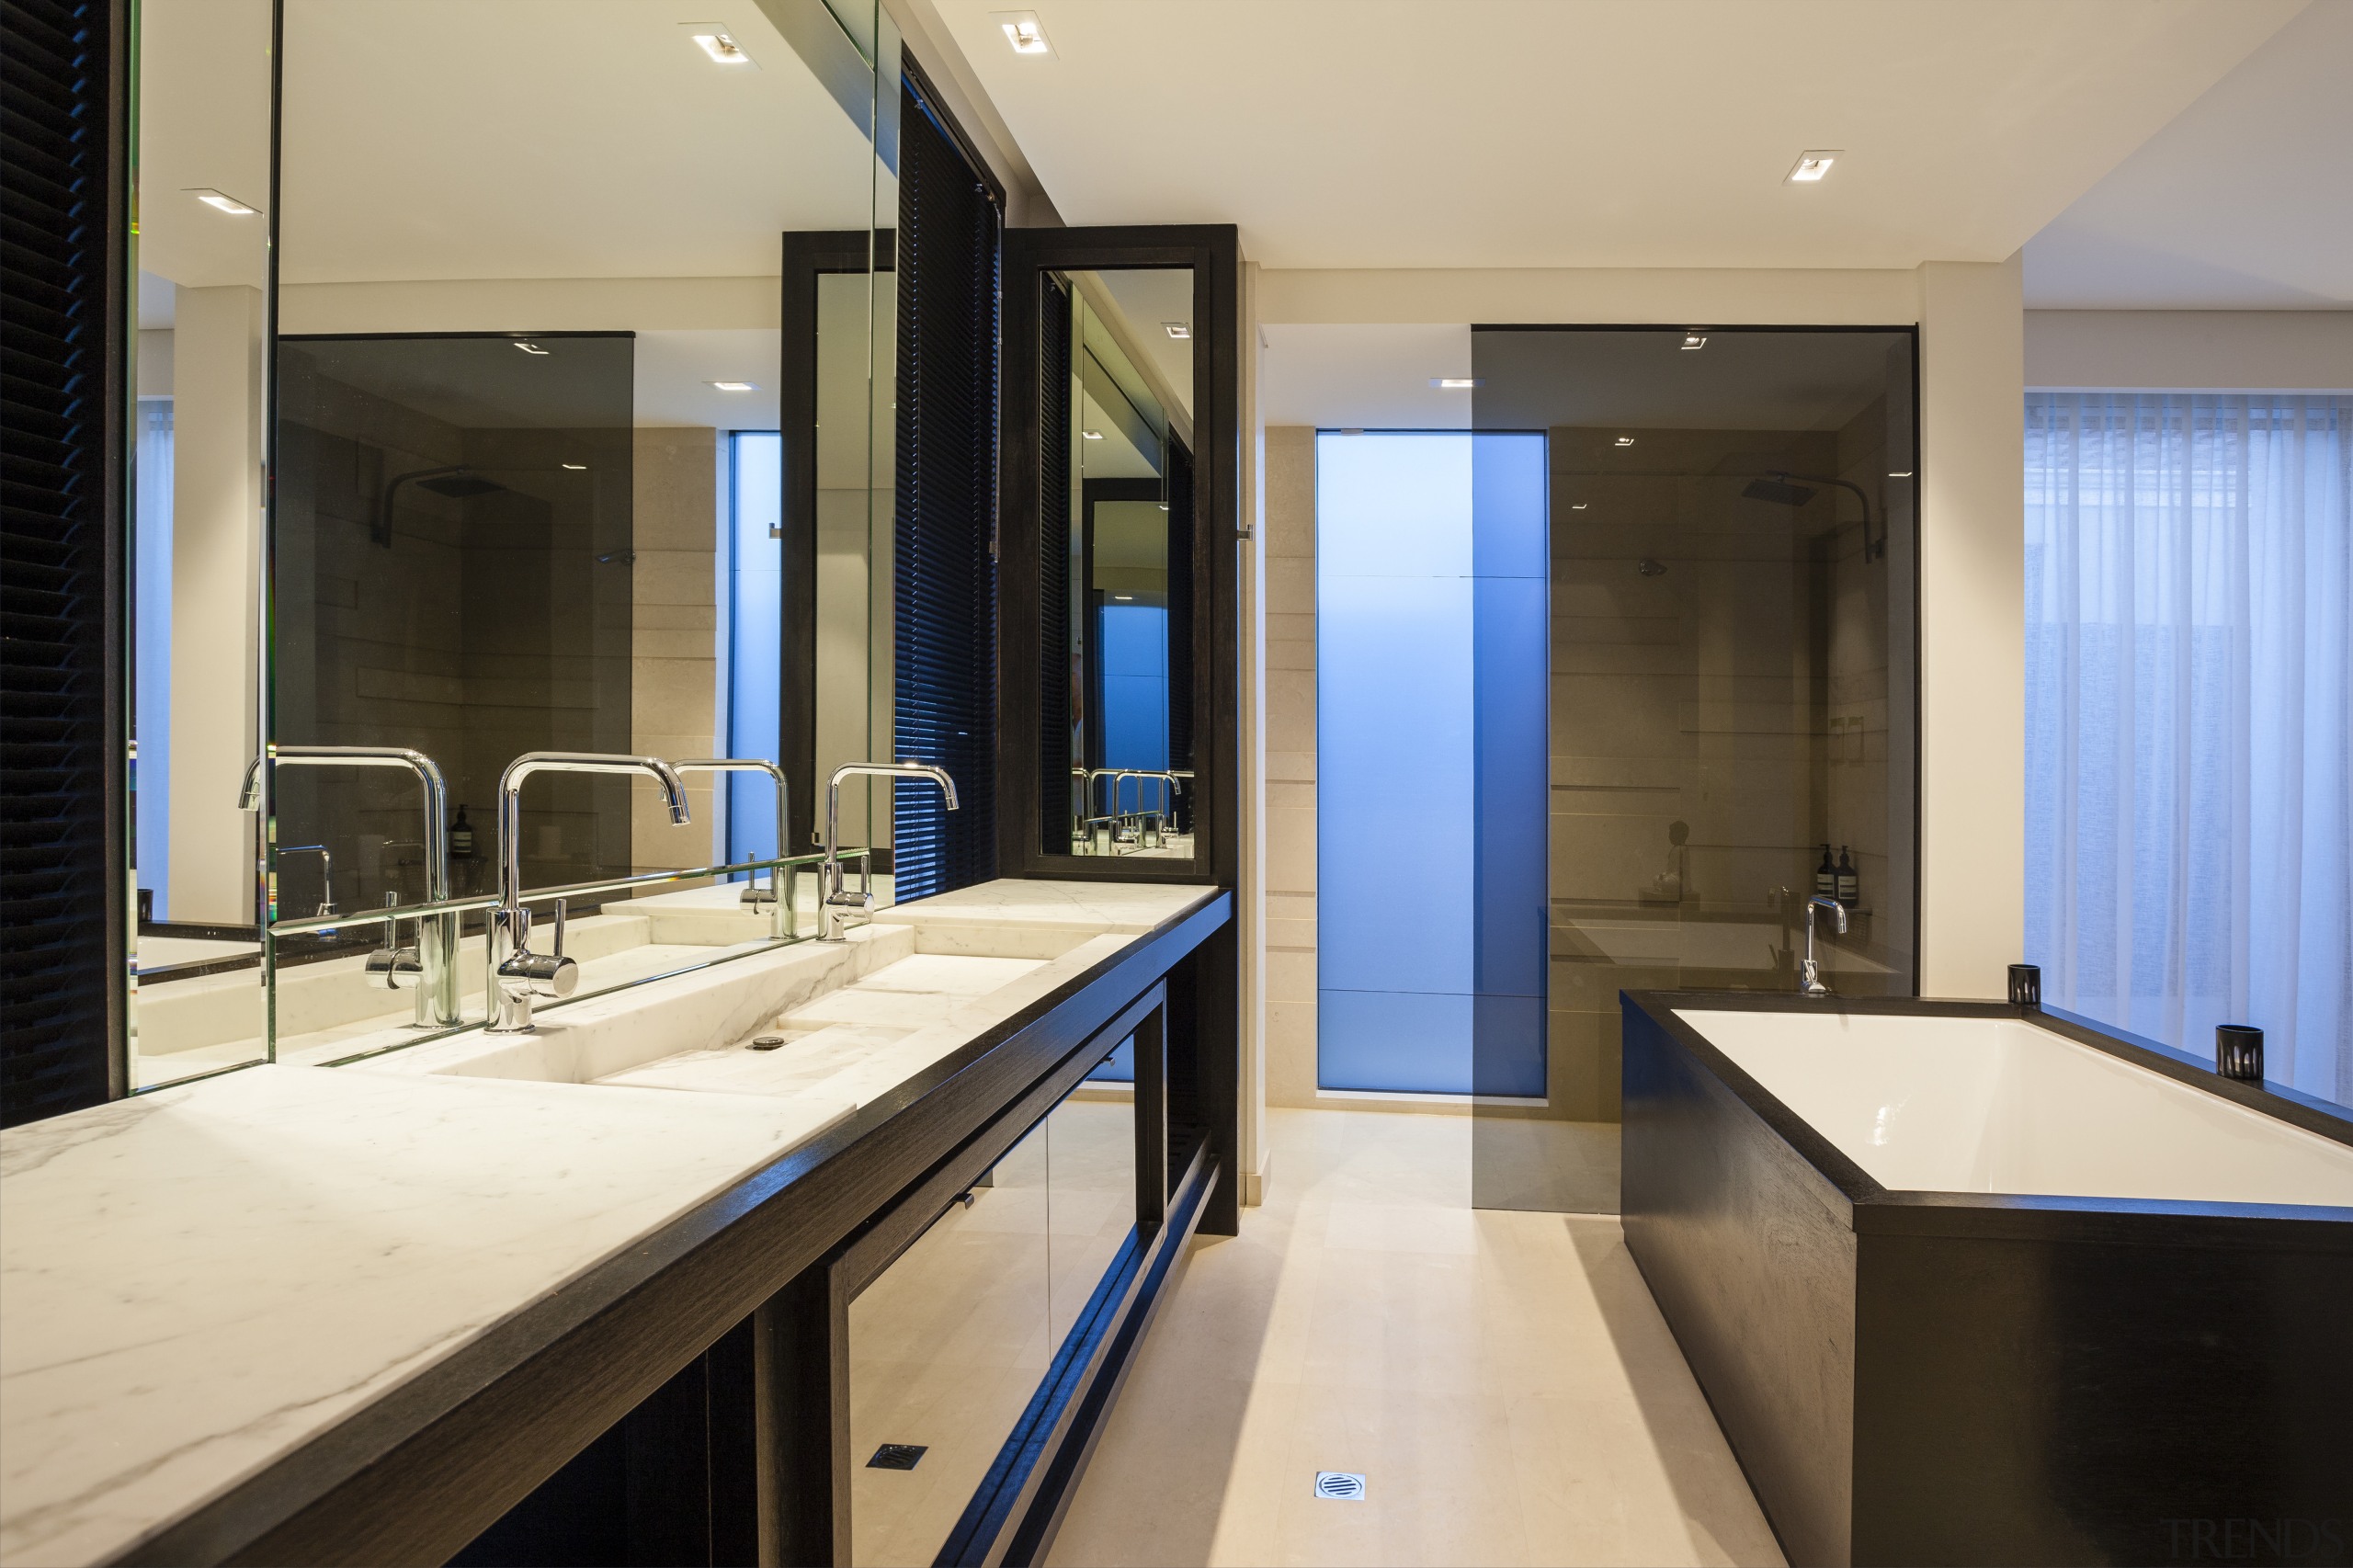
[1673,1008,2353,1208]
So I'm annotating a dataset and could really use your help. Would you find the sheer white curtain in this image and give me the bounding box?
[2026,392,2351,1105]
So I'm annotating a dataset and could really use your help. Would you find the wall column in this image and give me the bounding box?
[1917,258,2026,997]
[166,284,264,926]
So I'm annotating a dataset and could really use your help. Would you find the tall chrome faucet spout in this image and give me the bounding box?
[488,753,691,1032]
[820,761,958,940]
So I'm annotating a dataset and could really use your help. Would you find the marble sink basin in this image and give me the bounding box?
[356,917,1133,1114]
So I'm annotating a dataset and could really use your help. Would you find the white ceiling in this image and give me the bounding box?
[2020,0,2353,308]
[930,0,2302,271]
[1260,325,1472,429]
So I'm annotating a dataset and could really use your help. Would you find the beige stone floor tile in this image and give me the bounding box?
[1044,1109,1783,1568]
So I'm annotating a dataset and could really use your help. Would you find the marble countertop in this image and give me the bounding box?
[0,1066,847,1566]
[0,878,1220,1567]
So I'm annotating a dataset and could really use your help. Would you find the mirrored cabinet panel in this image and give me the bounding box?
[114,0,902,1079]
[1041,270,1198,860]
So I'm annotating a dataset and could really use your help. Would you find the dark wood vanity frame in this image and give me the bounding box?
[1620,991,2353,1568]
[119,893,1233,1567]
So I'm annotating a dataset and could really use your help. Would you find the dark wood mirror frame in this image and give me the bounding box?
[998,225,1240,891]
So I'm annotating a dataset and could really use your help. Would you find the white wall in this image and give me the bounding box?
[166,284,265,926]
[2025,309,2353,390]
[1918,260,2028,997]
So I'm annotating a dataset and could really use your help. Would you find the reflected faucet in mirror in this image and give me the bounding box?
[236,744,460,1027]
[821,762,957,941]
[490,753,690,1033]
[672,758,790,938]
[1801,894,1848,997]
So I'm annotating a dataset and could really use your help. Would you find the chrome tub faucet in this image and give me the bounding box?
[1801,893,1848,997]
[488,752,691,1032]
[819,761,957,940]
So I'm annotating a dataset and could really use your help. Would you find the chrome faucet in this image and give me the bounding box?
[673,758,790,938]
[277,844,337,918]
[237,744,460,1027]
[1800,894,1848,997]
[820,761,957,940]
[489,752,690,1032]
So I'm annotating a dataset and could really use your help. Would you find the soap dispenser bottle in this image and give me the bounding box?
[1836,846,1859,908]
[1814,844,1836,901]
[450,804,475,860]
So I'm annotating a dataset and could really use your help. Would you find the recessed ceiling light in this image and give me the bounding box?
[711,381,758,392]
[684,26,756,65]
[1164,322,1190,339]
[561,462,587,471]
[1887,470,1914,478]
[188,188,256,215]
[1681,331,1708,350]
[514,341,550,356]
[1430,378,1482,389]
[1786,150,1840,184]
[1114,594,1133,601]
[1614,436,1636,447]
[994,10,1052,55]
[1082,429,1103,440]
[1571,503,1590,511]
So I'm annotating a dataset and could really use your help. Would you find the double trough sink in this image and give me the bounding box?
[355,906,1135,1116]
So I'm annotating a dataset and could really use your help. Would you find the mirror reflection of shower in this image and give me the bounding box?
[1046,267,1198,858]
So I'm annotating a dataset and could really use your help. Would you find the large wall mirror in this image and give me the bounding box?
[123,0,901,1086]
[1002,231,1238,883]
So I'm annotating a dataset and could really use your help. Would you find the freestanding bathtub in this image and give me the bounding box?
[1620,994,2353,1568]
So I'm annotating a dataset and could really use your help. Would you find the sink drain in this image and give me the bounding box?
[748,1035,786,1051]
[868,1443,926,1471]
[1313,1471,1366,1501]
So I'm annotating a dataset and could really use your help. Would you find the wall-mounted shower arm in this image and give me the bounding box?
[1762,471,1883,563]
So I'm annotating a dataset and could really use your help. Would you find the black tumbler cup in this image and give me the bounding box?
[2216,1024,2265,1083]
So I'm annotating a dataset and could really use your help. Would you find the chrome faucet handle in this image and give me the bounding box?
[366,892,425,993]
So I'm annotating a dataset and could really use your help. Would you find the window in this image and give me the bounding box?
[1315,431,1548,1096]
[727,431,784,869]
[2026,392,2351,1104]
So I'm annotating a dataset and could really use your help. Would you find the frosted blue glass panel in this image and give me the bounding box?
[1318,431,1548,1096]
[727,433,783,868]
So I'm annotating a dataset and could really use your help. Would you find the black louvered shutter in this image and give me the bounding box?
[891,78,998,899]
[3,0,128,1125]
[1035,275,1072,847]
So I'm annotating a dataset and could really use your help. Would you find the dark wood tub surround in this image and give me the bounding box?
[1620,992,2353,1568]
[119,892,1232,1568]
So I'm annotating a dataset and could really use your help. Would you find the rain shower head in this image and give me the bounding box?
[1742,475,1817,508]
[415,472,508,499]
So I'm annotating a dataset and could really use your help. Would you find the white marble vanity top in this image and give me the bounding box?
[0,878,1221,1567]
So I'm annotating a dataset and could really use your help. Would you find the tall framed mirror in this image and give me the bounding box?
[999,228,1239,884]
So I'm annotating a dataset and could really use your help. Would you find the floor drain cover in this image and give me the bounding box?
[868,1443,926,1471]
[1313,1471,1366,1500]
[749,1035,786,1051]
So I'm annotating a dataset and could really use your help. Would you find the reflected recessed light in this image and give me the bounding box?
[710,381,758,392]
[1113,594,1133,601]
[1164,322,1190,339]
[1681,331,1708,350]
[561,462,587,471]
[514,341,550,356]
[1786,150,1840,184]
[1571,503,1590,511]
[684,26,756,65]
[188,187,256,215]
[1887,471,1913,479]
[1614,436,1636,447]
[995,9,1052,55]
[1430,378,1481,389]
[1082,429,1103,440]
